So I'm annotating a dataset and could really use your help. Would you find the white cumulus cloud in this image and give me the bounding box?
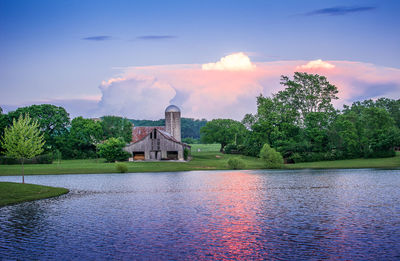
[297,59,335,70]
[202,52,256,71]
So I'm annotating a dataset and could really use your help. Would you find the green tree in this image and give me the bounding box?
[97,137,130,162]
[276,72,338,124]
[101,116,133,143]
[0,107,10,154]
[259,143,283,169]
[8,104,70,152]
[1,114,45,183]
[65,117,103,159]
[200,119,247,152]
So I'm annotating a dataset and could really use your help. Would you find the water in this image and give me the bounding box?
[1,169,400,260]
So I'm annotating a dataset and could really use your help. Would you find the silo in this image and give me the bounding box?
[165,105,181,142]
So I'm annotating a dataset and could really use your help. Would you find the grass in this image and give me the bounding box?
[0,145,398,176]
[0,182,69,207]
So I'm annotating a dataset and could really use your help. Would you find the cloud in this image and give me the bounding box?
[93,56,400,120]
[306,6,376,16]
[136,35,177,40]
[297,59,335,70]
[8,54,399,121]
[82,36,112,41]
[202,52,256,71]
[97,75,175,119]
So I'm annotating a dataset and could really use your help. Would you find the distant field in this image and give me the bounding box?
[0,146,398,176]
[190,143,220,153]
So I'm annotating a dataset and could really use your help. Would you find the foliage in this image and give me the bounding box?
[7,104,70,152]
[224,144,242,154]
[1,114,45,160]
[0,153,53,165]
[200,119,247,152]
[259,144,283,169]
[183,148,189,160]
[115,162,128,173]
[1,114,45,182]
[227,158,246,169]
[97,137,130,162]
[241,73,400,164]
[130,117,207,139]
[61,117,103,159]
[276,72,338,124]
[101,116,133,143]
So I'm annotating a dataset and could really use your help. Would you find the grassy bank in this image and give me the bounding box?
[0,182,69,207]
[0,145,398,176]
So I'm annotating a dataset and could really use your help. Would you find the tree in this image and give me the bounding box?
[200,119,247,152]
[8,104,70,152]
[97,137,130,162]
[259,143,283,169]
[0,107,10,154]
[1,114,45,183]
[65,117,103,159]
[276,72,338,124]
[101,116,133,143]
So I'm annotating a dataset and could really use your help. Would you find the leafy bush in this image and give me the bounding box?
[115,162,128,173]
[0,153,53,165]
[224,144,241,154]
[259,144,283,169]
[227,158,246,169]
[183,148,189,160]
[97,137,130,162]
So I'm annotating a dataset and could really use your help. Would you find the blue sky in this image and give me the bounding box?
[1,0,399,119]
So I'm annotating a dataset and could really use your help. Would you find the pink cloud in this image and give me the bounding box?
[97,54,400,120]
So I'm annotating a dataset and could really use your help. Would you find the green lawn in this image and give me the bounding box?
[0,182,69,207]
[0,145,398,176]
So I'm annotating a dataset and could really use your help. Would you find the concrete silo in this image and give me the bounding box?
[165,105,181,142]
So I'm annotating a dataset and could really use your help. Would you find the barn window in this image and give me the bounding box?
[154,129,157,139]
[150,132,153,139]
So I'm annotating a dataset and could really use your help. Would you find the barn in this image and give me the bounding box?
[124,105,190,161]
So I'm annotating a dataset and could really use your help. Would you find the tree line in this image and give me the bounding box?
[201,72,400,163]
[130,118,207,142]
[0,105,133,160]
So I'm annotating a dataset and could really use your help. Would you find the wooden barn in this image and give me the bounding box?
[124,105,190,161]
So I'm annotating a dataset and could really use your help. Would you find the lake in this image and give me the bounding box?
[1,169,400,260]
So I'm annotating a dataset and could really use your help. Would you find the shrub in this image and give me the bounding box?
[97,137,130,162]
[227,158,246,170]
[183,148,189,160]
[115,162,128,173]
[224,144,240,154]
[259,143,283,169]
[0,153,53,165]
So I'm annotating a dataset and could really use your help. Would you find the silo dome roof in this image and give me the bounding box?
[165,105,181,112]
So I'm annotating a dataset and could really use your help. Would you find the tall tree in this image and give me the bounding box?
[101,116,133,143]
[8,104,70,151]
[64,117,103,159]
[200,119,247,152]
[1,114,45,183]
[276,72,338,124]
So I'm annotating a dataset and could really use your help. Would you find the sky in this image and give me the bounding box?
[1,0,400,120]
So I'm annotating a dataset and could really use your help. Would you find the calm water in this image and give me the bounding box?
[1,169,400,260]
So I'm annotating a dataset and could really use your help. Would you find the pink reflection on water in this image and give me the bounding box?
[197,171,268,259]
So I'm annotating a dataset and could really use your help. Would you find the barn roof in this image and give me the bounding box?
[131,126,165,143]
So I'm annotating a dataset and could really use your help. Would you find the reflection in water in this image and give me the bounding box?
[200,171,264,259]
[0,169,400,259]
